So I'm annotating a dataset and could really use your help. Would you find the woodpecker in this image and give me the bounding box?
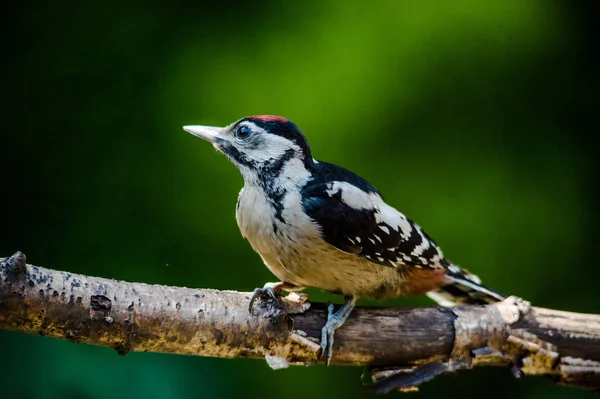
[183,115,505,365]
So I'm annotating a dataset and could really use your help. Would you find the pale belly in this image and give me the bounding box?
[253,235,407,298]
[235,185,448,299]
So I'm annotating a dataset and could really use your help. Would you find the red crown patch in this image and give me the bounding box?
[246,115,288,123]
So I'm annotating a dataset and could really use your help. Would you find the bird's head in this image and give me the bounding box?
[184,115,314,183]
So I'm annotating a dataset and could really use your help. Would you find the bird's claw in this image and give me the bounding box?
[320,303,336,366]
[319,297,356,366]
[248,282,283,313]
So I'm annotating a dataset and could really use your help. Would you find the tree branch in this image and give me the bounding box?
[1,252,599,393]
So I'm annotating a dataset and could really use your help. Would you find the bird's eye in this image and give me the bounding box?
[235,125,252,140]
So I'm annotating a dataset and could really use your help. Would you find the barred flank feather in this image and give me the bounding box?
[427,264,506,307]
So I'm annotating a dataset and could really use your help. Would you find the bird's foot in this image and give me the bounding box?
[320,296,356,367]
[248,282,285,313]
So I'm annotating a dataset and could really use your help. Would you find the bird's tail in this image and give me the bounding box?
[427,264,506,307]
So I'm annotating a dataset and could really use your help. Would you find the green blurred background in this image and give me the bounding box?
[2,0,597,398]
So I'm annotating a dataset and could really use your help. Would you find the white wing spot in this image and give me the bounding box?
[397,216,413,239]
[356,237,361,243]
[377,257,385,262]
[324,181,382,210]
[448,265,460,273]
[379,225,390,234]
[378,203,413,239]
[374,235,382,243]
[369,238,376,245]
[411,228,431,256]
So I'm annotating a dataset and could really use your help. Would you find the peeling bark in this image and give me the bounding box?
[1,252,600,393]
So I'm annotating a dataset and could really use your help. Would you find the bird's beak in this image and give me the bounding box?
[183,125,222,143]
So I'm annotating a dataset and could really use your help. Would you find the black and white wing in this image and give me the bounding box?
[301,168,447,270]
[301,162,506,305]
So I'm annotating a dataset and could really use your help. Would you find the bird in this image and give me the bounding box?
[183,115,505,365]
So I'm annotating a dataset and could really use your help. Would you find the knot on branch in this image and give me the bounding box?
[90,295,113,321]
[1,251,27,282]
[451,296,532,364]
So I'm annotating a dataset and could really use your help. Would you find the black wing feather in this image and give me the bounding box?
[301,189,378,255]
[301,165,446,269]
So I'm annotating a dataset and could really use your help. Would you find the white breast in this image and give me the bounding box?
[235,158,323,287]
[234,160,410,298]
[236,183,308,286]
[236,185,273,240]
